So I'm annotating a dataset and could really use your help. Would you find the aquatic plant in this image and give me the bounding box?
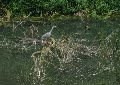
[30,31,120,84]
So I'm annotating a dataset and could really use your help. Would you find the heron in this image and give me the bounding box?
[41,25,56,40]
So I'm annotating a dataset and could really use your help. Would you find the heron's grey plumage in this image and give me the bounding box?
[41,26,56,40]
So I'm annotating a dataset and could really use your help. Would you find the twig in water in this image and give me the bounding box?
[13,12,31,29]
[14,21,24,29]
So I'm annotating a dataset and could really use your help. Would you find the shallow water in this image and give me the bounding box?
[0,18,120,85]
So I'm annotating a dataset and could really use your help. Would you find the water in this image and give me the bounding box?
[0,18,120,85]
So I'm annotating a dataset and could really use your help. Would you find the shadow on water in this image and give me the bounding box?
[0,18,120,85]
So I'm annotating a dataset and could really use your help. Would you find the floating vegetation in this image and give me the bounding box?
[30,27,120,84]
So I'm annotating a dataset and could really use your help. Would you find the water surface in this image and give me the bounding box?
[0,18,120,85]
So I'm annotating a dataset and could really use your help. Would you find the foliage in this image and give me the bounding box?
[0,0,120,18]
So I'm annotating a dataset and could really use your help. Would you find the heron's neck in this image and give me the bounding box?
[50,27,54,33]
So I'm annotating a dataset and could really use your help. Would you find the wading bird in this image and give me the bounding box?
[41,25,56,45]
[41,25,56,40]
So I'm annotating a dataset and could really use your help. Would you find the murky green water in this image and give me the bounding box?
[0,18,120,85]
